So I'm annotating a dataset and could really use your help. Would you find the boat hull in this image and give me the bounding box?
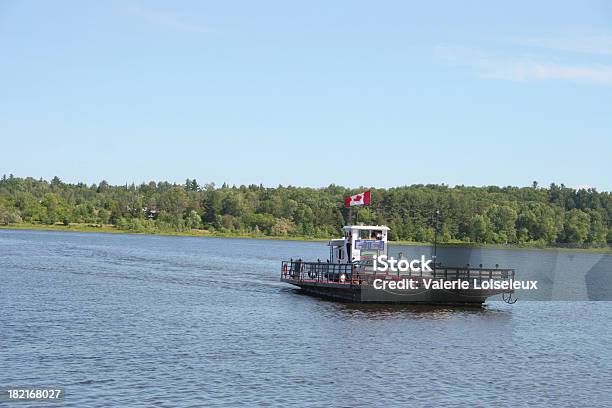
[283,279,509,305]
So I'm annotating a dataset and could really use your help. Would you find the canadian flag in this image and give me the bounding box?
[345,190,371,208]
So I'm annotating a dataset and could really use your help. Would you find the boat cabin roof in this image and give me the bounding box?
[328,239,345,247]
[342,225,389,231]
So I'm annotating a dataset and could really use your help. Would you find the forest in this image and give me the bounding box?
[0,175,610,246]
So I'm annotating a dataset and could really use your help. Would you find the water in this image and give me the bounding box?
[1,229,610,407]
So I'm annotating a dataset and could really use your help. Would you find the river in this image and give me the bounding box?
[1,229,610,407]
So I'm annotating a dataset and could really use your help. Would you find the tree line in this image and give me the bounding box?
[0,175,610,246]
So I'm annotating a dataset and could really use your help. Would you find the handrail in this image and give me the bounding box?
[281,260,356,284]
[281,260,515,286]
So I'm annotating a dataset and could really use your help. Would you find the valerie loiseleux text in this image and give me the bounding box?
[371,255,537,290]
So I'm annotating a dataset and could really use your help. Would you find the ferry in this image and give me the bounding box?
[281,224,516,305]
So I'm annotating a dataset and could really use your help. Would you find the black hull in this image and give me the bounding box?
[284,280,509,305]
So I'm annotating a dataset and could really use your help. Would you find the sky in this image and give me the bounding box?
[1,0,611,190]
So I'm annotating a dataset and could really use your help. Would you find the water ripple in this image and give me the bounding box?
[0,229,610,407]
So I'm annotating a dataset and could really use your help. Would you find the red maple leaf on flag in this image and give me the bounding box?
[345,190,371,208]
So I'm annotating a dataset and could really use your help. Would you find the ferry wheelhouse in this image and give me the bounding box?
[281,224,516,305]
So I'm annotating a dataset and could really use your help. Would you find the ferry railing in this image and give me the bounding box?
[281,260,358,284]
[281,261,514,286]
[352,265,515,285]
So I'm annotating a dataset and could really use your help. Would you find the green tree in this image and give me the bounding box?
[587,210,607,243]
[469,214,493,243]
[203,190,222,226]
[0,205,22,225]
[487,204,517,243]
[271,218,296,236]
[186,210,202,229]
[41,193,67,224]
[563,209,590,243]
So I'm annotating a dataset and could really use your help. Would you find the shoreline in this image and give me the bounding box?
[1,223,610,253]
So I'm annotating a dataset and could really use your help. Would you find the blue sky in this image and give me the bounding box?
[1,1,611,190]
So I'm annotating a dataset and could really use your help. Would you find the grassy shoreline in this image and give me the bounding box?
[1,223,610,253]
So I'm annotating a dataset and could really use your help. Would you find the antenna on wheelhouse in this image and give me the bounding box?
[433,209,440,273]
